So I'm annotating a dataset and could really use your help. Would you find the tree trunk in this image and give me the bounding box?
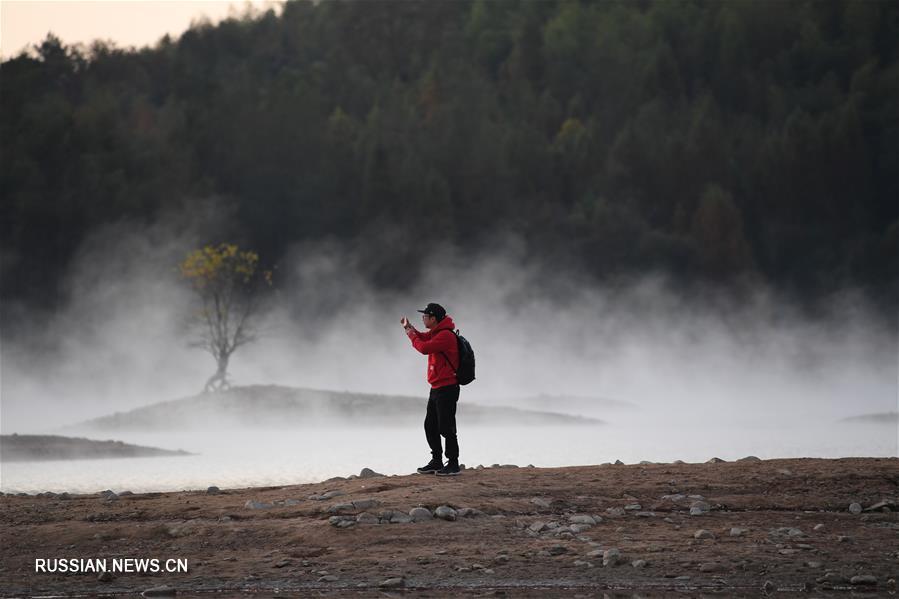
[203,352,231,393]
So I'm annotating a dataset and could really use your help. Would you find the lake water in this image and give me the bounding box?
[2,419,895,494]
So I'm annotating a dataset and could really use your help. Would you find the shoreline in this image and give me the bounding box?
[2,457,897,596]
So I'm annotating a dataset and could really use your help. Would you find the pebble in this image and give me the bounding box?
[456,507,484,518]
[327,502,355,514]
[848,502,862,515]
[141,586,176,597]
[530,497,552,508]
[379,577,404,587]
[356,512,379,524]
[850,575,877,585]
[605,507,626,517]
[602,548,621,566]
[806,561,822,568]
[389,512,413,524]
[689,501,710,516]
[569,515,597,525]
[694,529,714,539]
[244,500,273,510]
[409,507,433,522]
[573,560,593,568]
[328,515,356,528]
[435,506,457,521]
[624,504,642,511]
[730,527,747,536]
[813,523,825,531]
[632,559,648,568]
[529,521,547,533]
[352,499,380,510]
[318,575,339,582]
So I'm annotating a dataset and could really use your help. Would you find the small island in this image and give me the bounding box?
[0,434,192,462]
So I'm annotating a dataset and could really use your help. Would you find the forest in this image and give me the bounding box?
[2,0,896,315]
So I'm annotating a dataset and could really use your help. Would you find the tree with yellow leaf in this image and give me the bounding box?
[179,243,273,393]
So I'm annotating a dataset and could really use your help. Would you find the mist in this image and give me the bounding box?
[1,202,895,440]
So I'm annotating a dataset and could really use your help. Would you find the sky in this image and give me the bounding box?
[0,0,284,58]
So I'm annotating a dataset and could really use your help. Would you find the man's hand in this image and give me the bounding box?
[400,316,411,329]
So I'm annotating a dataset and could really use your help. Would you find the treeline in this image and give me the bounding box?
[1,0,897,312]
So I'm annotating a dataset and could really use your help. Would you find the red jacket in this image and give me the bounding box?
[406,315,459,388]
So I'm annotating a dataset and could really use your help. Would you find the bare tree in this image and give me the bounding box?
[179,243,273,393]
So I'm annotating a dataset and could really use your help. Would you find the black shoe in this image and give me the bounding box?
[436,463,461,476]
[417,459,443,474]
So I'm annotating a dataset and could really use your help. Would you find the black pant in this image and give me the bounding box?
[425,384,460,464]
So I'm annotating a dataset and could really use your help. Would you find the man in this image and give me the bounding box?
[400,302,461,476]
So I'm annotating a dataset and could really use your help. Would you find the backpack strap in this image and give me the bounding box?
[438,329,459,373]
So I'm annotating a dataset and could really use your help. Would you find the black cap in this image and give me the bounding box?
[417,302,446,321]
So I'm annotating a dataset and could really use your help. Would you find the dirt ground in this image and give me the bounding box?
[1,457,897,597]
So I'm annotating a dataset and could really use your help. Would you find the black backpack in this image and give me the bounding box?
[442,329,476,385]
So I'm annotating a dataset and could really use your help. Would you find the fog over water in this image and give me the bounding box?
[1,207,896,491]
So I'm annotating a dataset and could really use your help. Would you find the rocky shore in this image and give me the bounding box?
[1,457,897,597]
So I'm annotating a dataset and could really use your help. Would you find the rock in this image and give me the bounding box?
[632,559,648,568]
[328,515,356,528]
[818,572,848,584]
[530,497,552,508]
[141,586,176,597]
[614,460,624,465]
[389,512,413,524]
[456,508,484,518]
[673,460,685,464]
[379,577,404,587]
[283,498,301,506]
[699,562,723,572]
[58,492,71,500]
[706,457,725,463]
[547,545,567,556]
[119,490,134,496]
[850,575,877,585]
[98,570,115,582]
[529,521,547,533]
[602,548,621,566]
[327,502,355,514]
[359,468,384,479]
[569,524,591,534]
[730,527,747,537]
[806,561,822,568]
[356,512,379,525]
[244,500,273,510]
[763,580,776,593]
[624,503,642,511]
[738,455,761,462]
[435,505,457,521]
[409,507,433,522]
[352,499,379,510]
[100,490,119,501]
[639,460,654,465]
[494,555,510,563]
[662,493,686,502]
[813,523,825,531]
[635,511,656,518]
[274,558,291,568]
[569,515,597,525]
[527,464,535,468]
[605,507,626,517]
[836,535,852,543]
[572,560,593,567]
[318,575,339,582]
[694,529,715,539]
[848,502,862,515]
[586,549,604,558]
[206,486,221,495]
[689,501,710,516]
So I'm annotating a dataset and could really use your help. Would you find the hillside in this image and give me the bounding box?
[64,385,605,432]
